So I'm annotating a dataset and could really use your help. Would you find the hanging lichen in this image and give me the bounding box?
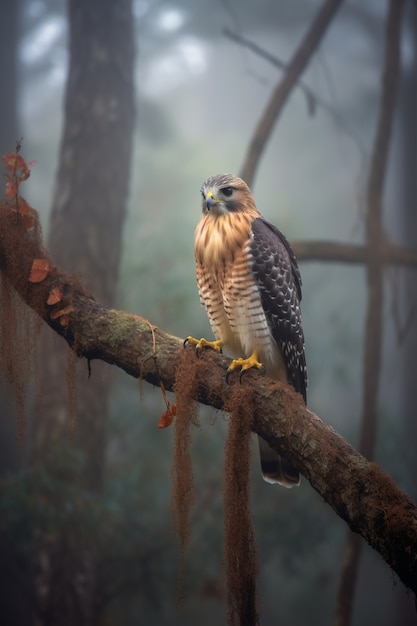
[171,348,200,603]
[224,383,259,626]
[172,346,259,625]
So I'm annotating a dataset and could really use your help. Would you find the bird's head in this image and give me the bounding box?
[200,174,258,216]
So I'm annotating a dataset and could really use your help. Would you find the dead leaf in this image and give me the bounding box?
[28,258,55,283]
[5,181,17,198]
[47,286,63,305]
[59,315,70,328]
[50,305,74,321]
[2,153,18,171]
[158,404,176,428]
[2,151,34,190]
[17,197,31,216]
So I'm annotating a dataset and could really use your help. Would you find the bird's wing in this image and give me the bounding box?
[250,217,307,401]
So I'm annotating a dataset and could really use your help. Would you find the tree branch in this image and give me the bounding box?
[291,239,417,266]
[0,199,416,596]
[224,27,365,156]
[223,27,315,105]
[239,0,344,186]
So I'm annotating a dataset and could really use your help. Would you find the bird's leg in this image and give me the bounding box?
[226,350,266,383]
[184,336,223,357]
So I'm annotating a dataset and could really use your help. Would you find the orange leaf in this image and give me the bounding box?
[5,181,17,198]
[17,197,31,216]
[19,165,31,182]
[2,152,33,182]
[28,258,54,283]
[2,153,18,171]
[59,315,70,328]
[14,154,27,171]
[158,404,176,429]
[47,286,63,305]
[50,305,74,321]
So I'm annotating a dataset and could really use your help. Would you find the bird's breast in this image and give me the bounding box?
[194,212,253,283]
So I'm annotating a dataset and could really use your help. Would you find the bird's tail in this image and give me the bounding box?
[258,436,300,487]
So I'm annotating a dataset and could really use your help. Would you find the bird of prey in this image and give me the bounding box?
[186,173,307,487]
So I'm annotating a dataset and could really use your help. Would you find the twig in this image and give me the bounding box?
[239,0,344,187]
[224,27,365,157]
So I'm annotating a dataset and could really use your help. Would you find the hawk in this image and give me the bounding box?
[186,174,307,487]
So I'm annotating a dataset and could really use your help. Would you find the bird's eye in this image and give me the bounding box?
[221,186,234,197]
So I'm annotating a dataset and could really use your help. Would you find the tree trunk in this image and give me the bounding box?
[33,0,135,481]
[396,7,417,625]
[32,1,135,624]
[334,1,405,624]
[0,0,19,156]
[0,3,36,626]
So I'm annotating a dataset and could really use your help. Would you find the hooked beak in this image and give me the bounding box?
[205,191,216,211]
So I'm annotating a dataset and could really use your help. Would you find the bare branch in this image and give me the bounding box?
[224,27,365,156]
[291,239,417,266]
[239,0,344,187]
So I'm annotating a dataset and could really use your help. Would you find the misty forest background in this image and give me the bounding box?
[0,1,416,625]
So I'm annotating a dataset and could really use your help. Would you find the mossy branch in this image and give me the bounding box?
[1,199,416,597]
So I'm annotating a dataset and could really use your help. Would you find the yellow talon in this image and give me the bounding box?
[226,351,265,383]
[184,336,223,355]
